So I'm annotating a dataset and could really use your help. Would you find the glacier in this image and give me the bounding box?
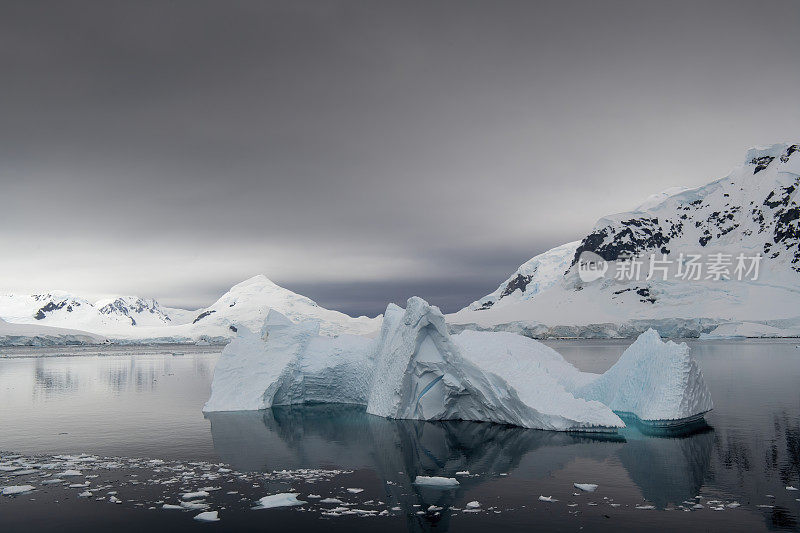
[204,297,712,431]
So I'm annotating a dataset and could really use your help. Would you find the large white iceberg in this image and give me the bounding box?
[204,297,712,431]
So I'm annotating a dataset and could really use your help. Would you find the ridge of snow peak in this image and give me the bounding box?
[451,142,800,337]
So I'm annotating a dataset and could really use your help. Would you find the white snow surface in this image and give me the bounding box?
[205,298,712,429]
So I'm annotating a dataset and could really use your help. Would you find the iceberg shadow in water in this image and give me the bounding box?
[205,404,714,511]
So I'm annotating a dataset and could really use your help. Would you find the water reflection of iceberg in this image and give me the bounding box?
[207,404,713,512]
[617,419,714,508]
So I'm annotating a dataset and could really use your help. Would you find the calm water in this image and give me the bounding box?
[1,340,799,532]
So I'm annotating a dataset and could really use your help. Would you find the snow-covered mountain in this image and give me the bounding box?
[0,292,174,333]
[0,275,380,344]
[182,274,379,338]
[467,241,580,311]
[450,143,800,338]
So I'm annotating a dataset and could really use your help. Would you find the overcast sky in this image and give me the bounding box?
[1,0,798,316]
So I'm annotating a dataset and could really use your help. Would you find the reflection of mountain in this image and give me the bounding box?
[206,404,716,520]
[33,358,80,397]
[711,412,800,530]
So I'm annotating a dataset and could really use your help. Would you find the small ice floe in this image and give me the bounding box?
[69,482,90,488]
[9,469,38,476]
[319,498,343,504]
[455,471,470,476]
[787,486,798,491]
[2,485,35,495]
[57,470,83,477]
[346,488,364,494]
[181,501,209,510]
[692,504,704,509]
[413,476,459,488]
[428,505,443,512]
[109,496,122,504]
[182,491,210,500]
[41,479,65,485]
[78,491,92,497]
[757,504,775,509]
[307,494,321,499]
[636,505,656,510]
[194,511,220,522]
[727,502,741,508]
[252,493,307,509]
[538,496,557,503]
[465,501,481,509]
[162,504,184,510]
[573,483,598,492]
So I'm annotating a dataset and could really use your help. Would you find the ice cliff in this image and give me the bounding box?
[205,298,713,431]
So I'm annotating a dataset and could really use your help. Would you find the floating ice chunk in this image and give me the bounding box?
[162,504,184,510]
[181,501,209,510]
[636,504,656,510]
[194,511,220,522]
[538,496,557,502]
[320,498,344,504]
[455,471,470,476]
[252,493,307,509]
[9,469,38,476]
[2,485,35,495]
[182,491,210,500]
[57,469,83,477]
[346,488,364,494]
[413,476,459,488]
[78,491,92,497]
[428,505,443,512]
[465,501,481,509]
[787,486,798,491]
[573,483,598,492]
[41,479,65,485]
[575,329,713,424]
[307,494,321,499]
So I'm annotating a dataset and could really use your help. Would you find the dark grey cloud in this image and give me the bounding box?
[1,0,799,315]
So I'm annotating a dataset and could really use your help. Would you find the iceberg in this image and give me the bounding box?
[574,329,713,425]
[204,298,712,431]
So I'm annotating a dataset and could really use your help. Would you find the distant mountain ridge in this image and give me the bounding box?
[0,275,380,344]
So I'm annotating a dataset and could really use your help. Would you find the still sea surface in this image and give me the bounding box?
[1,339,798,532]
